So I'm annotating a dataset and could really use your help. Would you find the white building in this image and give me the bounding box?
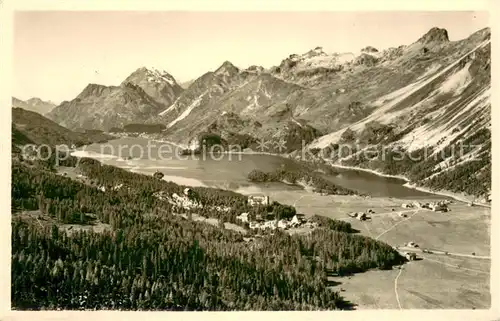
[277,219,290,229]
[249,222,262,230]
[291,215,301,226]
[430,203,448,212]
[357,213,367,221]
[236,212,249,223]
[248,194,270,206]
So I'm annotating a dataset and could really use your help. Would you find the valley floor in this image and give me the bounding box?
[266,189,491,309]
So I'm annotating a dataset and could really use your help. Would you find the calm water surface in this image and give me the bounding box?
[75,138,441,199]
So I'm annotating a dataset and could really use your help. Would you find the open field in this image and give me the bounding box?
[269,189,491,309]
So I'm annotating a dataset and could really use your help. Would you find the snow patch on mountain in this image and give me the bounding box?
[399,87,490,153]
[309,39,491,149]
[167,91,208,128]
[145,67,176,86]
[438,61,472,96]
[159,97,181,116]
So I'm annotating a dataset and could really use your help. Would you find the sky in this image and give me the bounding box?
[13,11,488,103]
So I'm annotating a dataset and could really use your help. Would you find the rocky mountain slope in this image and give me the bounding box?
[158,61,323,151]
[12,107,112,148]
[12,97,56,115]
[46,68,184,131]
[121,67,184,107]
[45,27,491,196]
[304,27,491,198]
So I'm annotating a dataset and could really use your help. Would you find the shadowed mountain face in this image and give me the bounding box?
[43,27,491,196]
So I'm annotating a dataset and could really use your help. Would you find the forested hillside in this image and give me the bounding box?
[11,153,405,310]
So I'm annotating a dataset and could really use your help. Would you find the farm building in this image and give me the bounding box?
[357,213,367,221]
[421,203,431,209]
[401,203,412,209]
[398,212,407,218]
[430,202,448,212]
[291,215,305,226]
[405,252,417,261]
[248,194,270,206]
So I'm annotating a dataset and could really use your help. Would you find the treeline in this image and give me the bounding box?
[12,154,405,310]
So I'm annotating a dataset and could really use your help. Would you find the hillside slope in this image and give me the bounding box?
[12,107,111,147]
[305,28,491,198]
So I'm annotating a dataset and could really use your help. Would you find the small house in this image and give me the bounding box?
[430,203,448,212]
[291,215,301,226]
[402,203,412,209]
[405,252,417,261]
[398,212,407,218]
[357,213,367,221]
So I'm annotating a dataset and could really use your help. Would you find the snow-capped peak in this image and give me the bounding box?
[144,67,177,86]
[131,66,177,86]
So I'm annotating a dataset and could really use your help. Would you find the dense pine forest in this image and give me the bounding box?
[11,142,405,310]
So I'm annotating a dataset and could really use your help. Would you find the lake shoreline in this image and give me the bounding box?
[73,137,488,204]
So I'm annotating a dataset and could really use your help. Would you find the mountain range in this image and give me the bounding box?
[12,97,57,115]
[31,26,490,197]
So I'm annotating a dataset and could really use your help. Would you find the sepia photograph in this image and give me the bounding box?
[1,0,498,319]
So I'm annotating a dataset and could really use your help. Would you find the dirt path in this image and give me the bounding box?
[375,210,420,240]
[397,246,491,260]
[394,266,404,309]
[423,257,489,275]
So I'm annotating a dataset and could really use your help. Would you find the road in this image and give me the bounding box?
[394,266,404,310]
[397,246,491,260]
